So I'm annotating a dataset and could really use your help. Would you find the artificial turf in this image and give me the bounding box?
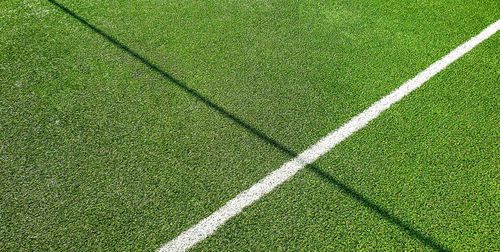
[194,33,500,252]
[0,0,498,251]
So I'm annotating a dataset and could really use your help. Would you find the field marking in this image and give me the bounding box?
[159,20,500,252]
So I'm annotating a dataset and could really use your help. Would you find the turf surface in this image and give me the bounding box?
[0,0,498,251]
[194,33,500,251]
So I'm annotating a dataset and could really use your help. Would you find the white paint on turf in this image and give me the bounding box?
[159,20,500,252]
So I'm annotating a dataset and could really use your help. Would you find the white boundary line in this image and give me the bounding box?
[159,20,500,252]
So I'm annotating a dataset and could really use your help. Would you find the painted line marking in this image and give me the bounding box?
[159,20,500,252]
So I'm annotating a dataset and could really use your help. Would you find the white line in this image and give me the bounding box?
[159,20,500,252]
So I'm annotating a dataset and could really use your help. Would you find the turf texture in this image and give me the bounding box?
[0,0,498,251]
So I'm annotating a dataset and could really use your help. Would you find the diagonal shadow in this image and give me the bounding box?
[308,166,449,251]
[47,0,449,251]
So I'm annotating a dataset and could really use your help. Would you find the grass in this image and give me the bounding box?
[0,0,498,251]
[194,34,499,251]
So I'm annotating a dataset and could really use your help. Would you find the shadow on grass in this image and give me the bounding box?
[47,0,449,251]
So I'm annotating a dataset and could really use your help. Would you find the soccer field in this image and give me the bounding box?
[1,0,499,251]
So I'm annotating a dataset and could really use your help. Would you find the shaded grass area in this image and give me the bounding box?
[195,35,499,251]
[1,0,498,251]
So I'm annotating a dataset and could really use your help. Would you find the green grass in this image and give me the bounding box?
[0,0,498,251]
[194,34,500,251]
